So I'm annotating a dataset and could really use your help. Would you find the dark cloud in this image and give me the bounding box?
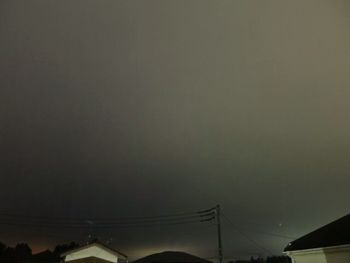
[1,0,350,260]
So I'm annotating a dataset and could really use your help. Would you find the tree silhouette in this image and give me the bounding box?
[53,241,79,256]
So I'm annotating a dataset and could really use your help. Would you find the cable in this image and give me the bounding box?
[0,208,216,229]
[0,217,215,229]
[239,228,296,240]
[0,213,215,225]
[0,214,216,227]
[219,213,296,240]
[221,212,273,256]
[0,208,215,222]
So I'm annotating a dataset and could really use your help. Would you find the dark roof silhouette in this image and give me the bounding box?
[284,214,350,252]
[132,251,212,263]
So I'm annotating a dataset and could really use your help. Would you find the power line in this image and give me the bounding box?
[0,213,215,225]
[0,218,215,229]
[0,208,216,229]
[0,208,214,222]
[238,228,296,240]
[221,212,273,256]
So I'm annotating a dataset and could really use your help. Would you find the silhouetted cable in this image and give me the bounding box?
[0,207,216,229]
[0,218,215,229]
[221,212,273,255]
[218,212,296,239]
[239,228,296,240]
[0,214,215,227]
[0,213,214,224]
[0,209,214,223]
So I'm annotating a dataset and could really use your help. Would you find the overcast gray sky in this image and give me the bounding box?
[1,0,350,260]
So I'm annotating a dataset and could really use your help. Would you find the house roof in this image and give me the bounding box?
[61,241,127,259]
[284,214,350,252]
[132,251,212,263]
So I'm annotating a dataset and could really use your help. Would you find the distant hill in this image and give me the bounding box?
[132,251,213,263]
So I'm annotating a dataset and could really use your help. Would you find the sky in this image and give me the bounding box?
[1,0,350,260]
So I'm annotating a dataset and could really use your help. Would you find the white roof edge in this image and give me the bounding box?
[284,244,350,255]
[61,243,127,258]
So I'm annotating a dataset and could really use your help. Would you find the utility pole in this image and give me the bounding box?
[216,205,223,263]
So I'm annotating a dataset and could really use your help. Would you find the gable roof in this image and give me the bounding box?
[132,251,212,263]
[61,241,127,259]
[284,214,350,252]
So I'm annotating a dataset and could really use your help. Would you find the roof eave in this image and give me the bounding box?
[61,243,127,259]
[284,244,350,255]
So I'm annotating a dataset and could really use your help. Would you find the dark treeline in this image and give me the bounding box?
[0,241,79,263]
[230,256,291,263]
[0,241,291,263]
